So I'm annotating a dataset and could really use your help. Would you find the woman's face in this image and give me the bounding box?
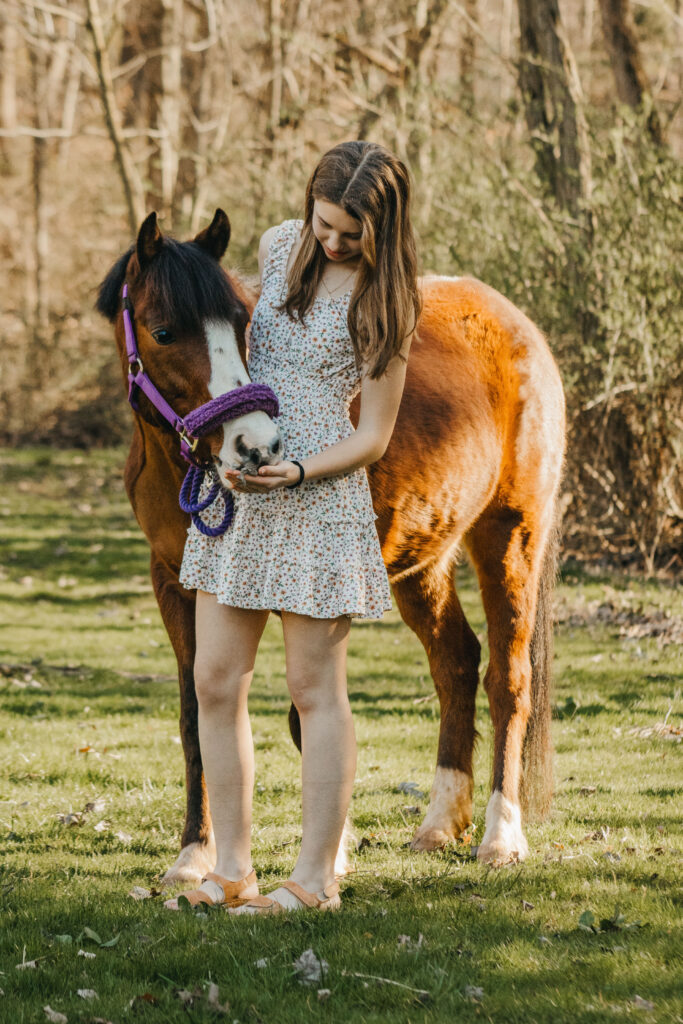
[312,198,362,263]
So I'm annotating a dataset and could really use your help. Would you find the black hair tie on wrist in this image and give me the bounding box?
[286,460,305,488]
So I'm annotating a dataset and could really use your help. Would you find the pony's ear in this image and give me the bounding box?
[136,211,163,269]
[193,209,231,262]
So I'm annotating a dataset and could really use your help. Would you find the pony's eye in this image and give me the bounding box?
[152,327,175,345]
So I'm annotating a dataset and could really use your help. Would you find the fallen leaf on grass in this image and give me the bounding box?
[579,786,597,796]
[56,812,83,827]
[521,900,535,911]
[43,1007,67,1023]
[464,985,484,1003]
[93,821,109,833]
[632,995,655,1010]
[206,982,230,1014]
[396,781,427,799]
[397,934,424,951]
[83,797,106,814]
[115,831,133,844]
[129,994,158,1008]
[293,948,328,986]
[175,987,203,1007]
[254,958,268,968]
[402,805,421,815]
[578,906,642,933]
[80,927,120,948]
[53,934,72,945]
[317,989,331,1002]
[77,950,96,959]
[77,989,97,1000]
[129,886,152,901]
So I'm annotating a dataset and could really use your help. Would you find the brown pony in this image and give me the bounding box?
[97,210,565,882]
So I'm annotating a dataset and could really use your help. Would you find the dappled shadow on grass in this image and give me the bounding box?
[2,530,148,587]
[5,588,152,607]
[0,863,678,1024]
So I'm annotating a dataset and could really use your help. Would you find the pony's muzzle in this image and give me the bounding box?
[215,412,282,477]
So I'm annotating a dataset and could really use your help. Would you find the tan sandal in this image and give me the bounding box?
[165,869,258,910]
[230,878,340,915]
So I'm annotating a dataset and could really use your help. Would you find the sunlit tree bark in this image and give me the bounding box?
[597,0,663,144]
[517,0,592,214]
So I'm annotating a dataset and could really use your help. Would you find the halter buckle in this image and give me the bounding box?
[179,427,199,453]
[129,357,144,376]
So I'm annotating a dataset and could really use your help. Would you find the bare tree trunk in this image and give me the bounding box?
[501,0,515,59]
[597,0,663,144]
[268,0,283,142]
[356,0,449,174]
[29,47,49,339]
[58,42,81,163]
[85,0,145,234]
[159,0,183,223]
[460,0,478,115]
[1,16,18,167]
[517,0,592,214]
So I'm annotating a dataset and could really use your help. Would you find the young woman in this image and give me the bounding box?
[166,140,421,914]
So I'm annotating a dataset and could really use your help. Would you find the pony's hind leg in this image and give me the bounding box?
[466,508,553,864]
[150,555,216,885]
[392,563,481,850]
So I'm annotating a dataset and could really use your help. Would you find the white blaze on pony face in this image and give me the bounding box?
[477,790,529,865]
[204,320,281,475]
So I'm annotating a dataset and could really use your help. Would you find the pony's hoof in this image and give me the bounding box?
[476,836,528,865]
[410,826,452,851]
[160,838,216,887]
[477,791,529,865]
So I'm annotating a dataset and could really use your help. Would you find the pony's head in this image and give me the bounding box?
[97,210,281,478]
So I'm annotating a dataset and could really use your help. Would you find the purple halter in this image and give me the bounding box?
[122,284,279,537]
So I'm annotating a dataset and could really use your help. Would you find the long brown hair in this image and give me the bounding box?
[281,141,421,379]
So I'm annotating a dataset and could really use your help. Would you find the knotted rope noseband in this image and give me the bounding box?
[122,284,279,537]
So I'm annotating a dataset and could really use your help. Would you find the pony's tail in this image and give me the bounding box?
[519,514,559,821]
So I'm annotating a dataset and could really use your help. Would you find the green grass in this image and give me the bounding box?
[0,447,681,1024]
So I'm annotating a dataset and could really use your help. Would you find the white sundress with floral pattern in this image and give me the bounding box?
[178,219,393,620]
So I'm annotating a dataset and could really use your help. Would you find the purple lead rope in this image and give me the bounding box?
[179,466,231,538]
[121,284,279,538]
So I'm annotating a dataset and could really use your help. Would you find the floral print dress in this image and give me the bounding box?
[178,219,393,620]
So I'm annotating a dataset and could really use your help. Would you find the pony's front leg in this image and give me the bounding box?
[392,565,480,850]
[149,554,215,885]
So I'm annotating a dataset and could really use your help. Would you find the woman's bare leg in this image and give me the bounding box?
[236,611,354,911]
[165,594,269,907]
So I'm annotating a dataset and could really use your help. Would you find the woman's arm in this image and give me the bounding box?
[228,335,412,492]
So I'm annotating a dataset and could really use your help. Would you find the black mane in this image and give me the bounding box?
[96,238,245,332]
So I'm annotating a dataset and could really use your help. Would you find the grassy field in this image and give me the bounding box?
[0,448,681,1024]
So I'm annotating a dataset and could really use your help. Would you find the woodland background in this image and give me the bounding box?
[0,0,681,573]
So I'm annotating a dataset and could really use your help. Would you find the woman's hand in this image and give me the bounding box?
[224,461,300,493]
